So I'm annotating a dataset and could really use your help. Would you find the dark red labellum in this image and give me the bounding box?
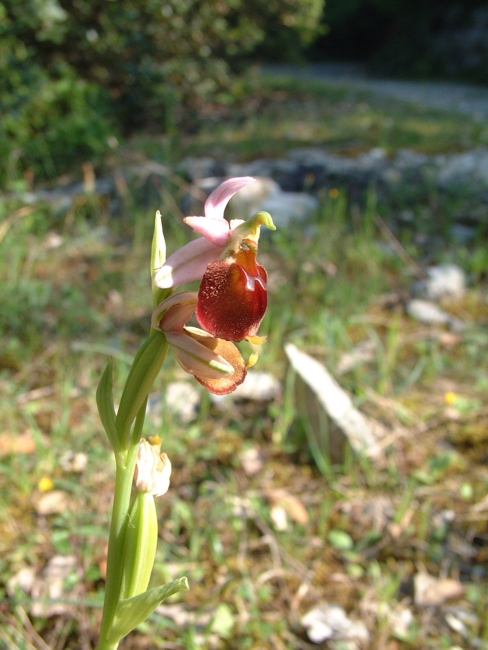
[196,248,267,341]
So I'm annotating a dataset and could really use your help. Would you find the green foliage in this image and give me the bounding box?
[0,27,115,184]
[0,0,324,184]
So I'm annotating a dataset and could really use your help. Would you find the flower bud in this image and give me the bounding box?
[133,438,171,497]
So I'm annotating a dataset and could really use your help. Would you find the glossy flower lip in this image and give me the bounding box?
[195,247,268,341]
[153,177,258,289]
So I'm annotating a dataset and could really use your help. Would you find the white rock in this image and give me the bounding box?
[230,176,319,226]
[233,370,280,401]
[437,149,488,188]
[164,382,200,422]
[407,299,466,331]
[336,339,376,375]
[7,567,37,597]
[30,555,78,617]
[230,176,281,212]
[301,603,370,645]
[414,572,464,607]
[390,607,414,637]
[60,450,87,473]
[270,505,288,531]
[256,190,319,226]
[414,264,466,300]
[210,370,280,407]
[239,446,264,475]
[285,343,382,462]
[36,490,70,515]
[407,299,451,324]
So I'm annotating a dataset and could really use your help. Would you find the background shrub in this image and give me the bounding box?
[0,0,324,184]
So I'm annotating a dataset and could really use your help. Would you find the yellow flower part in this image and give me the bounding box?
[38,476,54,492]
[246,352,259,369]
[328,188,340,199]
[444,391,457,406]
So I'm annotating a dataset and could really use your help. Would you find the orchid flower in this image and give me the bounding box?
[153,177,275,342]
[152,292,247,395]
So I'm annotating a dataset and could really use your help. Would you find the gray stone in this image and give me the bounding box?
[413,264,466,300]
[285,343,382,463]
[414,572,464,607]
[210,370,280,407]
[450,223,477,243]
[407,299,452,324]
[407,299,466,331]
[176,156,225,181]
[230,175,319,225]
[256,190,319,226]
[436,148,488,189]
[301,603,370,647]
[164,381,200,422]
[229,176,281,214]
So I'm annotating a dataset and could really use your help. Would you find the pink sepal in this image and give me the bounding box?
[153,238,223,288]
[183,216,230,246]
[151,291,197,332]
[159,302,196,332]
[204,177,256,220]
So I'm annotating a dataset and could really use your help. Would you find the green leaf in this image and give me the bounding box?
[115,331,168,450]
[211,603,235,638]
[328,529,354,551]
[96,359,120,454]
[120,493,158,600]
[106,577,189,644]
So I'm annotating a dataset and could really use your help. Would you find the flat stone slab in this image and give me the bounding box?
[285,343,383,464]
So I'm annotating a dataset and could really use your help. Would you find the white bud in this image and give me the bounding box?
[134,438,171,497]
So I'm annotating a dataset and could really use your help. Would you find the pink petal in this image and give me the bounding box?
[204,177,256,220]
[151,291,197,334]
[183,216,231,246]
[153,238,223,288]
[158,302,196,332]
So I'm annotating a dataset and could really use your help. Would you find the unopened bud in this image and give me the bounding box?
[134,438,171,497]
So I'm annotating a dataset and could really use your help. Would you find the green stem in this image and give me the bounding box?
[94,640,117,650]
[96,399,149,649]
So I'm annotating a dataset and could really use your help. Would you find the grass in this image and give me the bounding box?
[120,74,488,169]
[1,74,488,649]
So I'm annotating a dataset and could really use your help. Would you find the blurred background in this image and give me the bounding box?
[2,1,488,649]
[2,0,488,184]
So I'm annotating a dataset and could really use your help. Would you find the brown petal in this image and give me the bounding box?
[186,328,247,395]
